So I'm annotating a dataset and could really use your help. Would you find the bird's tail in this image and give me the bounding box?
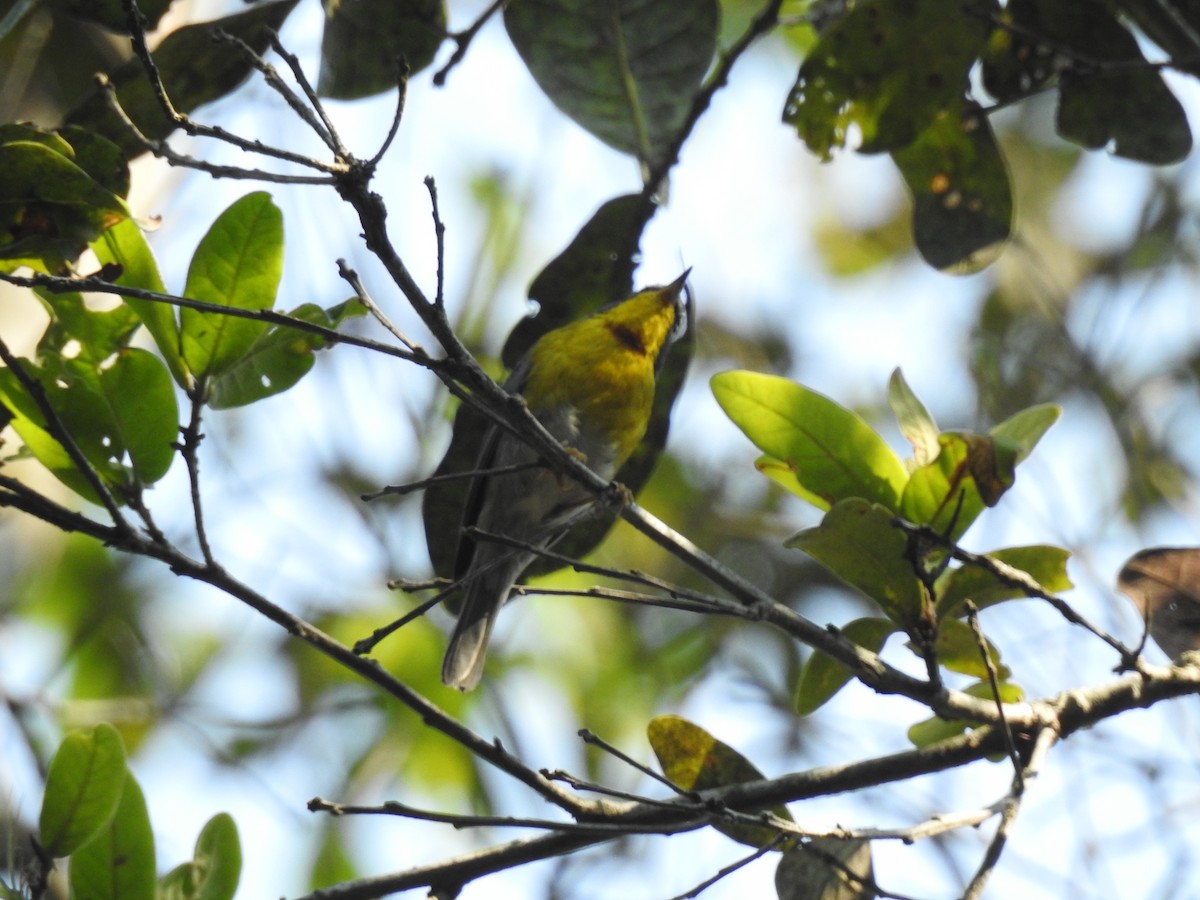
[441,556,525,691]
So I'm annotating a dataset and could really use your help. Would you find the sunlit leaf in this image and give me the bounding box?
[712,371,908,513]
[648,714,793,850]
[786,498,923,626]
[158,813,242,900]
[181,192,284,382]
[887,368,939,468]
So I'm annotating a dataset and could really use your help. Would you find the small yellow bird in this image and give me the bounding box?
[442,271,692,691]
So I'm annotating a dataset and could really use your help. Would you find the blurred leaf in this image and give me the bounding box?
[887,368,939,468]
[935,545,1072,618]
[712,371,908,513]
[795,617,896,715]
[0,137,129,272]
[982,0,1191,163]
[775,838,875,900]
[38,724,127,858]
[50,0,173,31]
[783,0,996,158]
[32,287,140,362]
[1118,547,1200,660]
[158,813,241,900]
[317,0,445,98]
[786,498,923,627]
[813,205,913,276]
[892,102,1012,273]
[68,769,155,900]
[208,298,366,408]
[505,0,718,168]
[647,714,793,849]
[181,191,283,382]
[65,0,301,158]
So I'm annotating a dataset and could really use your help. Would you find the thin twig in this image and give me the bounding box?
[178,387,214,565]
[433,0,506,87]
[578,729,697,796]
[362,460,541,500]
[425,176,447,308]
[336,259,424,353]
[965,601,1022,785]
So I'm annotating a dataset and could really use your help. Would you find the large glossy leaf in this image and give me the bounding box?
[712,371,908,512]
[181,192,284,382]
[505,0,718,168]
[775,838,875,900]
[317,0,446,99]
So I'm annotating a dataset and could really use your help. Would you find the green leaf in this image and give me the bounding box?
[891,102,1012,273]
[935,545,1072,618]
[783,0,997,159]
[648,715,793,850]
[158,813,241,900]
[990,403,1060,463]
[92,218,188,388]
[908,680,1025,748]
[208,299,366,409]
[898,433,993,540]
[68,771,155,900]
[317,0,446,99]
[795,617,896,716]
[921,616,1010,680]
[775,838,875,900]
[786,498,923,626]
[64,1,302,158]
[0,347,178,498]
[38,724,127,858]
[504,0,719,168]
[181,192,284,381]
[0,139,129,272]
[712,371,908,513]
[887,368,938,468]
[983,0,1191,163]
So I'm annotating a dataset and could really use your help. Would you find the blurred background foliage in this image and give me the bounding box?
[4,0,1200,897]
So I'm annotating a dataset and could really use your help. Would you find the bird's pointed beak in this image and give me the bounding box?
[666,268,692,295]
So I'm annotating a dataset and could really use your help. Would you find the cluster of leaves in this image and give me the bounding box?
[27,723,240,900]
[0,176,362,505]
[785,0,1193,271]
[713,369,1068,737]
